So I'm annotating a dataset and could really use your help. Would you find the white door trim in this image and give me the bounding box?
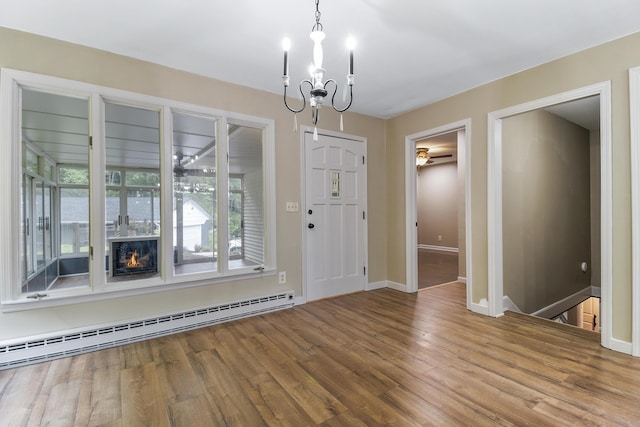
[629,66,640,356]
[300,126,368,303]
[404,119,472,310]
[487,81,613,351]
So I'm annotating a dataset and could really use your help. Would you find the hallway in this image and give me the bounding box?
[418,248,458,289]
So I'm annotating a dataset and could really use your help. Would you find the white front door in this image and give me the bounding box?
[304,130,367,301]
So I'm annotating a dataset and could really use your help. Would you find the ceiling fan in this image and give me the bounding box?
[173,152,214,178]
[416,147,453,167]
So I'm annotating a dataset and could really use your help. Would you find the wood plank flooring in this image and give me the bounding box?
[2,282,640,426]
[418,249,458,288]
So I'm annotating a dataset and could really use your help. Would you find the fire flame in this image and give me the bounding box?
[127,250,141,268]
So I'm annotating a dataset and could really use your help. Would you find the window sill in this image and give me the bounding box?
[1,268,275,313]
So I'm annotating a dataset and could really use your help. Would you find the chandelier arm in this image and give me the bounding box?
[283,80,313,114]
[325,79,354,113]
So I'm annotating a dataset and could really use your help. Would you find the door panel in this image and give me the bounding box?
[305,131,366,301]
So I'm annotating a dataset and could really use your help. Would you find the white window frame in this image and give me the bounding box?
[0,68,276,311]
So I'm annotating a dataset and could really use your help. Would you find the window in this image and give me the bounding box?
[172,112,217,276]
[0,69,276,308]
[104,101,162,284]
[20,89,89,293]
[59,166,89,258]
[228,124,264,271]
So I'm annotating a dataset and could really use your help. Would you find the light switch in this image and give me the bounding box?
[286,202,299,212]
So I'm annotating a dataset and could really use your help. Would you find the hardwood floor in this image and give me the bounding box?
[2,282,640,426]
[418,249,458,289]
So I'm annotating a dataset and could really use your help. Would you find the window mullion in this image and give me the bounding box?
[262,121,277,271]
[1,77,21,302]
[161,106,173,281]
[217,117,230,275]
[90,93,106,291]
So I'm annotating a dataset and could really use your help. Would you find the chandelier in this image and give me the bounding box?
[282,0,355,140]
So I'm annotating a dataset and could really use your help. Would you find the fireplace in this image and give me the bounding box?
[110,236,159,277]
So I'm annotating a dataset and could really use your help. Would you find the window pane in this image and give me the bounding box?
[228,124,263,270]
[21,176,33,281]
[172,113,217,275]
[105,169,121,186]
[21,88,89,293]
[42,162,54,181]
[60,188,89,255]
[35,182,44,269]
[105,102,161,283]
[25,148,38,174]
[59,166,89,185]
[127,189,159,236]
[105,189,121,238]
[126,171,160,186]
[43,184,53,263]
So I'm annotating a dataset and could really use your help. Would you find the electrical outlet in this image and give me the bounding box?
[286,202,299,212]
[279,271,286,284]
[438,235,443,242]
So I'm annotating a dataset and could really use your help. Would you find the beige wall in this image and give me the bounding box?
[3,25,640,346]
[386,31,640,342]
[502,110,591,314]
[417,162,458,248]
[0,27,386,341]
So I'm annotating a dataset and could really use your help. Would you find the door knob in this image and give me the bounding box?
[308,223,315,229]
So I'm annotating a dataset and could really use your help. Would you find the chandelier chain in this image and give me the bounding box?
[313,0,323,32]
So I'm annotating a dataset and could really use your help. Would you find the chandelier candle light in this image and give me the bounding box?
[282,0,356,141]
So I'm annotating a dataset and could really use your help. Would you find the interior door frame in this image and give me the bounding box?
[404,119,472,309]
[628,66,640,357]
[300,126,368,303]
[487,81,613,351]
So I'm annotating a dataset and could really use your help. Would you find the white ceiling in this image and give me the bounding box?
[2,1,640,119]
[545,96,601,131]
[417,132,458,166]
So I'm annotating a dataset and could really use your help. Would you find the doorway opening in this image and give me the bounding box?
[405,119,471,309]
[500,96,601,334]
[416,132,459,289]
[488,82,612,348]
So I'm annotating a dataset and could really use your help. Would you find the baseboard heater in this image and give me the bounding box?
[0,291,294,370]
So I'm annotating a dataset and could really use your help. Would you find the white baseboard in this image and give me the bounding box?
[418,244,459,253]
[609,337,633,355]
[457,276,467,284]
[530,286,594,318]
[386,281,407,292]
[0,291,294,369]
[469,300,489,316]
[294,295,306,306]
[503,295,521,312]
[366,281,387,291]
